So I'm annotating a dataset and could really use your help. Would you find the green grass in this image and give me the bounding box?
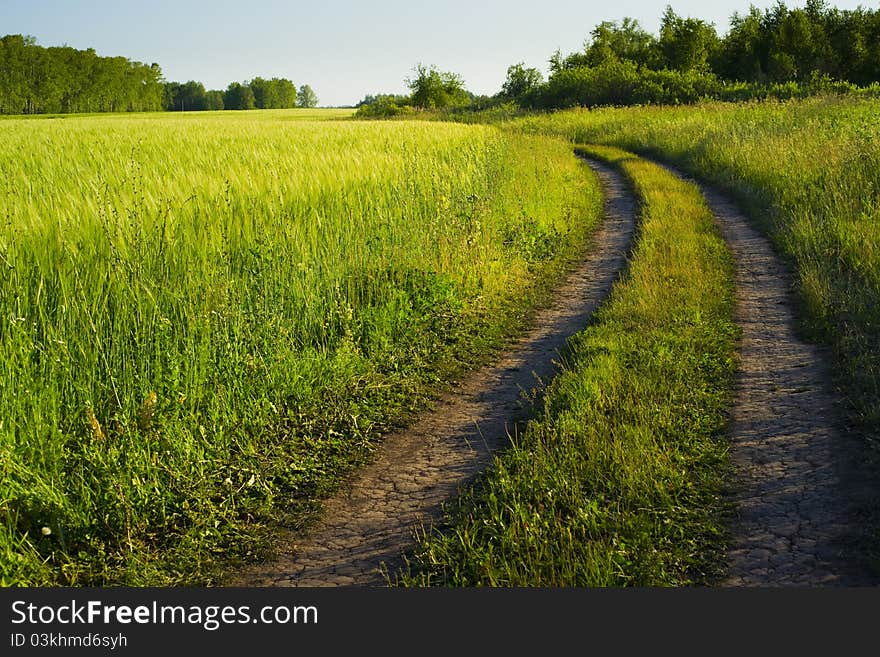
[398,146,738,586]
[0,112,601,585]
[514,96,880,447]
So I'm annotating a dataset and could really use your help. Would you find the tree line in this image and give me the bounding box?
[544,0,880,86]
[0,34,163,114]
[164,78,318,111]
[0,34,318,115]
[358,0,880,115]
[525,0,880,109]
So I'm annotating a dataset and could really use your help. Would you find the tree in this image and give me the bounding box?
[355,93,413,117]
[658,6,720,73]
[141,63,164,111]
[406,64,468,109]
[297,84,318,108]
[500,62,543,102]
[585,18,658,67]
[0,34,165,115]
[768,5,834,81]
[249,76,278,109]
[224,81,255,110]
[717,7,768,81]
[205,90,224,110]
[272,78,297,108]
[177,80,208,111]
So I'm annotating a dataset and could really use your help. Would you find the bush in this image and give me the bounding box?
[528,60,873,110]
[531,60,724,108]
[354,95,415,119]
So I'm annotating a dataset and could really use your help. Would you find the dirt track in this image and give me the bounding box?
[233,158,636,586]
[688,180,879,586]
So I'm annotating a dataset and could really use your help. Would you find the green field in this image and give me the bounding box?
[4,96,878,587]
[0,109,601,584]
[0,107,357,122]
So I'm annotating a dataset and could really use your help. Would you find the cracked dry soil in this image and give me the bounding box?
[692,182,879,587]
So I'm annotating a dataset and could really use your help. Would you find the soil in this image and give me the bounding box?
[688,177,879,586]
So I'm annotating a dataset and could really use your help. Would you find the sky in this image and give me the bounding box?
[1,1,876,106]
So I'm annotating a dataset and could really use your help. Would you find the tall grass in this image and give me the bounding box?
[514,96,880,445]
[0,112,601,584]
[399,146,737,586]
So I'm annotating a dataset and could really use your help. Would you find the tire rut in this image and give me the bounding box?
[677,172,879,586]
[232,158,636,587]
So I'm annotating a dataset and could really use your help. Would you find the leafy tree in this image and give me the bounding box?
[297,84,318,108]
[205,90,224,110]
[550,49,591,72]
[6,1,880,118]
[0,35,165,115]
[658,6,720,72]
[768,5,834,81]
[177,80,208,111]
[535,0,880,111]
[716,6,768,81]
[406,64,468,109]
[548,49,565,75]
[272,78,297,108]
[224,82,255,110]
[249,76,275,109]
[249,76,297,109]
[863,8,880,84]
[535,58,733,109]
[500,63,543,102]
[585,18,658,67]
[355,93,413,117]
[549,19,658,73]
[0,35,27,113]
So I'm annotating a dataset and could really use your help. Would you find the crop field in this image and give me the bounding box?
[0,111,601,585]
[0,107,357,122]
[514,97,880,446]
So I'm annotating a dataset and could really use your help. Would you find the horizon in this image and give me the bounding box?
[1,0,875,107]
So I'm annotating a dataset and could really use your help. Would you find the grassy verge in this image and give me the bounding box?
[398,146,737,586]
[514,97,880,448]
[0,115,601,585]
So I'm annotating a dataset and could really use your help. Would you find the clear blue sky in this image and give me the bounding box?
[1,1,874,106]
